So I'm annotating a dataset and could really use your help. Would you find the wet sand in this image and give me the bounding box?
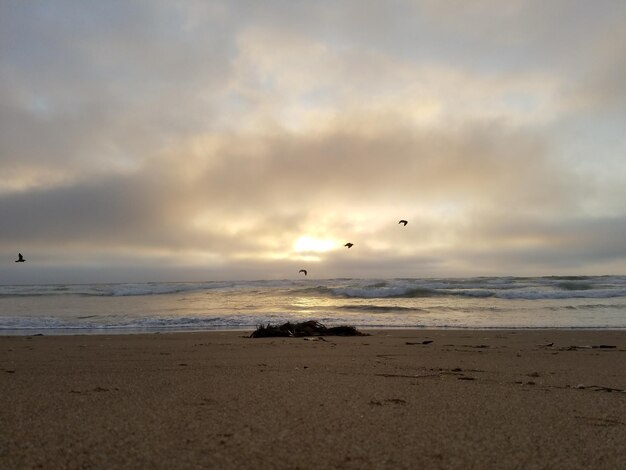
[1,329,625,469]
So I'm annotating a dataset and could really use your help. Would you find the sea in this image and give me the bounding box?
[1,276,625,335]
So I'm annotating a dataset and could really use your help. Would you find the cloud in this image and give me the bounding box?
[1,1,625,281]
[0,118,594,265]
[0,0,235,186]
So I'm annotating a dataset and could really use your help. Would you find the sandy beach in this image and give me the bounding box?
[1,329,625,469]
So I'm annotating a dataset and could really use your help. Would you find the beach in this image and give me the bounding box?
[1,329,625,469]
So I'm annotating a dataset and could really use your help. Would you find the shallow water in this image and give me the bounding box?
[1,276,625,334]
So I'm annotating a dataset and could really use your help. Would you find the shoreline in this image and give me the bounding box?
[2,329,625,468]
[2,325,626,337]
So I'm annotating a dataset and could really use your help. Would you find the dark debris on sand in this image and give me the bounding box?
[250,320,367,338]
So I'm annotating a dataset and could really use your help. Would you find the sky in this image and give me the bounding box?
[1,0,626,283]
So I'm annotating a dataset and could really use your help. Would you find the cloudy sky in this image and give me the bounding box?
[1,0,625,283]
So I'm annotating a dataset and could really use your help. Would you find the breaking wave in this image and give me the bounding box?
[2,276,626,333]
[314,277,626,300]
[2,276,626,300]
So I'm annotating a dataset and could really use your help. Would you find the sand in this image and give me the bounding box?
[1,329,625,469]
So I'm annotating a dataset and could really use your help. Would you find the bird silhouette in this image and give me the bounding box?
[15,253,25,263]
[299,269,307,276]
[344,243,354,248]
[398,220,408,226]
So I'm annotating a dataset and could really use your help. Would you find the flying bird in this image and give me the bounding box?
[299,269,308,276]
[398,220,408,226]
[344,243,354,248]
[15,253,25,263]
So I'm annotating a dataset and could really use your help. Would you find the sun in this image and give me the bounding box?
[293,235,337,254]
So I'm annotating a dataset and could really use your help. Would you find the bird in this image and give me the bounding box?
[344,243,354,248]
[15,253,25,263]
[299,269,307,276]
[398,220,408,226]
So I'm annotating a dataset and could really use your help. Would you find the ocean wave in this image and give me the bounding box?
[291,286,336,296]
[337,305,426,313]
[554,282,594,291]
[492,288,626,300]
[2,276,626,301]
[315,278,626,300]
[328,286,442,298]
[2,313,623,333]
[0,315,259,331]
[0,281,242,297]
[541,275,593,281]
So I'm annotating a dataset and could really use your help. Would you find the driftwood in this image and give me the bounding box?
[250,320,366,338]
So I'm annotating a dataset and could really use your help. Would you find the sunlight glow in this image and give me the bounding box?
[293,235,337,253]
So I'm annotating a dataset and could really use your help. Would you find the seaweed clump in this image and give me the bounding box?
[250,320,366,338]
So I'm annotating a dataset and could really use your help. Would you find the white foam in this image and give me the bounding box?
[1,276,626,333]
